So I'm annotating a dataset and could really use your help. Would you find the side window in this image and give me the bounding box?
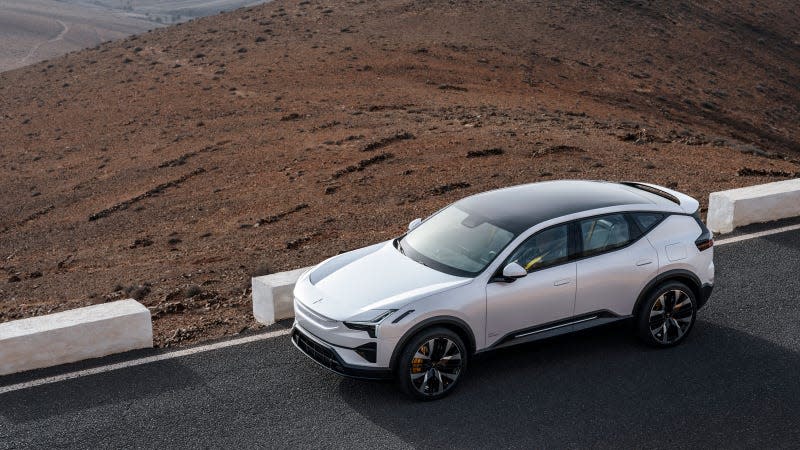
[506,225,569,272]
[631,212,664,233]
[579,214,633,256]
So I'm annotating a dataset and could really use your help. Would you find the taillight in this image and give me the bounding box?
[696,237,713,251]
[692,209,713,251]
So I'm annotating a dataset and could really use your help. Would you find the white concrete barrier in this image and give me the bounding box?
[252,267,311,325]
[0,299,152,376]
[708,179,800,233]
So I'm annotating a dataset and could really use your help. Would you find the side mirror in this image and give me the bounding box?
[408,218,423,231]
[502,262,527,280]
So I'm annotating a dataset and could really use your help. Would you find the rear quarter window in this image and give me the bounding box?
[631,212,664,232]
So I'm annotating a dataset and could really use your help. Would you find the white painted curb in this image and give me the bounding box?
[252,267,311,325]
[707,179,800,233]
[0,299,152,376]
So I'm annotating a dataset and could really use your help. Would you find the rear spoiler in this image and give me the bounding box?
[620,181,700,214]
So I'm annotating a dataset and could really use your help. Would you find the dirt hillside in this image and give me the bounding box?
[1,0,799,346]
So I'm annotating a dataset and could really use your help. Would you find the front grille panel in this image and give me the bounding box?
[293,329,344,373]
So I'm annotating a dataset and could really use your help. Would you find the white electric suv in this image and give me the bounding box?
[292,180,715,400]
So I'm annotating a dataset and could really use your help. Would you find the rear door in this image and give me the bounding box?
[573,213,661,317]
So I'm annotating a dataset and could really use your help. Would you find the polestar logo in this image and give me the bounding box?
[312,298,324,304]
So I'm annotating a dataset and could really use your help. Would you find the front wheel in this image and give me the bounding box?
[636,281,697,347]
[395,327,467,401]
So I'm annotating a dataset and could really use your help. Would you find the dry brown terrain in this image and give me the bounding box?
[1,0,799,347]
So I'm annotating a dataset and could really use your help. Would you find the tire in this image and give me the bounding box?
[395,327,468,401]
[636,281,697,347]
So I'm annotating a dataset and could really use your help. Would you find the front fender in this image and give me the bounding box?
[387,315,477,371]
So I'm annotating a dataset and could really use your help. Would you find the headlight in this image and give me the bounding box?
[343,309,396,338]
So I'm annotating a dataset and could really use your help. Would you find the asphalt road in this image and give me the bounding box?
[2,229,799,449]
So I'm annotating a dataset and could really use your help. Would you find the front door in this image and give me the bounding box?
[485,224,577,346]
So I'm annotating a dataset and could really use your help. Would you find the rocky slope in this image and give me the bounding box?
[1,0,799,346]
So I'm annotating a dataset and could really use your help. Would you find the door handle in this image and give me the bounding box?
[554,278,572,286]
[636,258,653,266]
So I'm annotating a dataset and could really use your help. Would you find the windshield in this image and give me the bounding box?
[398,205,516,277]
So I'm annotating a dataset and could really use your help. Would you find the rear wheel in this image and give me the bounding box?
[636,281,696,347]
[395,327,467,401]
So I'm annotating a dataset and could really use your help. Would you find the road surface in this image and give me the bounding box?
[1,227,799,448]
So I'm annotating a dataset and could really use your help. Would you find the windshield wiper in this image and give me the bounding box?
[396,239,432,269]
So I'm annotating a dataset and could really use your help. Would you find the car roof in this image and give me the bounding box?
[455,180,676,234]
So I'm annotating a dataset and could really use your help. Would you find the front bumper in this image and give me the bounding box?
[291,324,392,380]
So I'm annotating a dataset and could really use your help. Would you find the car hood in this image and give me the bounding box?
[298,241,470,321]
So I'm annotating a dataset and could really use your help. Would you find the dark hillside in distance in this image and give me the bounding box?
[0,0,155,72]
[0,0,268,72]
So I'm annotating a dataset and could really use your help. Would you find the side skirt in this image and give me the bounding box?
[486,311,631,351]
